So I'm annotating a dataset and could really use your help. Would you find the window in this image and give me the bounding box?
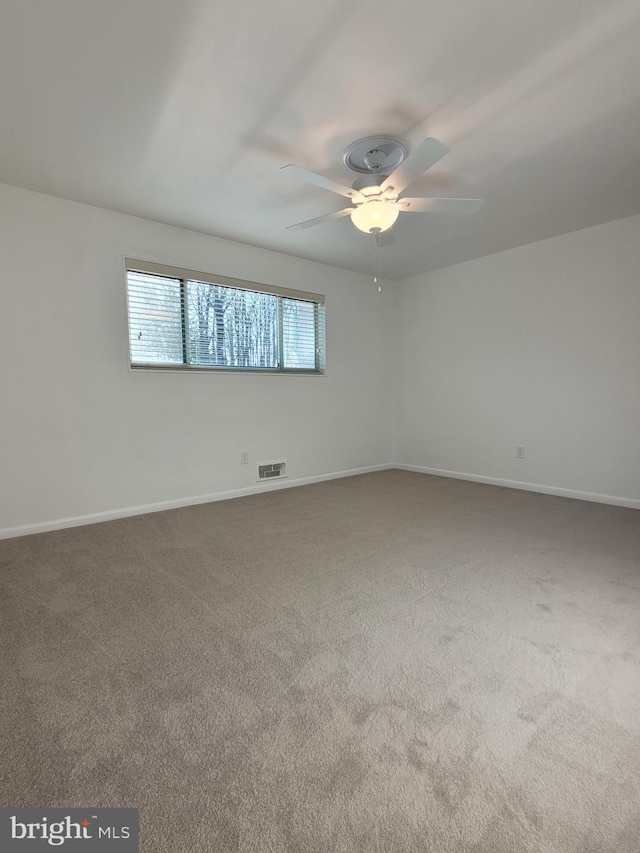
[125,259,325,374]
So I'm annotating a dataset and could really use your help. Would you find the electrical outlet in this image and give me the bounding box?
[240,451,249,465]
[516,445,525,459]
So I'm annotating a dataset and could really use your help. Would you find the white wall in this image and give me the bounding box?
[3,183,638,537]
[0,183,393,535]
[394,214,640,506]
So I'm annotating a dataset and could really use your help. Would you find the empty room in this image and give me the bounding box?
[1,1,639,851]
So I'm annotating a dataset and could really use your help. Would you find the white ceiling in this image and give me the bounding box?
[2,0,640,279]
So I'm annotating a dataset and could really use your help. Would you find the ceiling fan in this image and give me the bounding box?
[282,135,482,238]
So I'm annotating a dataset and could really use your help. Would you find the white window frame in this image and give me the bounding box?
[125,258,326,375]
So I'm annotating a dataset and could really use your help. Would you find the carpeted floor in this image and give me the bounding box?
[1,470,639,852]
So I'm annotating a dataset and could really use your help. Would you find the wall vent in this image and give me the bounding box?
[256,461,287,482]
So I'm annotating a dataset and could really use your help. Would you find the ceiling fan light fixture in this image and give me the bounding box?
[350,200,399,234]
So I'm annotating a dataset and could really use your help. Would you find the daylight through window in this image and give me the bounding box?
[126,260,325,373]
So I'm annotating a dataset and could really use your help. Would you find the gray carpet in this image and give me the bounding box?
[1,470,639,852]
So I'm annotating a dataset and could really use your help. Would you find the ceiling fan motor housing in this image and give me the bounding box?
[351,173,385,192]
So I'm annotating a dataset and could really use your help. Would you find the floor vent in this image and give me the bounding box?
[256,461,287,482]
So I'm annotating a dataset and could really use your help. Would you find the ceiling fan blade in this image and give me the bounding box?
[380,137,450,196]
[398,197,483,214]
[286,207,355,232]
[281,164,364,203]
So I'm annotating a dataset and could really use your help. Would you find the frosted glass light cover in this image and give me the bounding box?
[350,201,399,233]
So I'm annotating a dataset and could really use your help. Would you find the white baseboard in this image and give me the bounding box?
[395,463,640,510]
[0,463,394,540]
[3,461,637,540]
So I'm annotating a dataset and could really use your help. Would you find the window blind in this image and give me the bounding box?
[126,261,325,374]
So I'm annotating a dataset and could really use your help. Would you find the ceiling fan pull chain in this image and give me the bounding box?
[372,228,382,292]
